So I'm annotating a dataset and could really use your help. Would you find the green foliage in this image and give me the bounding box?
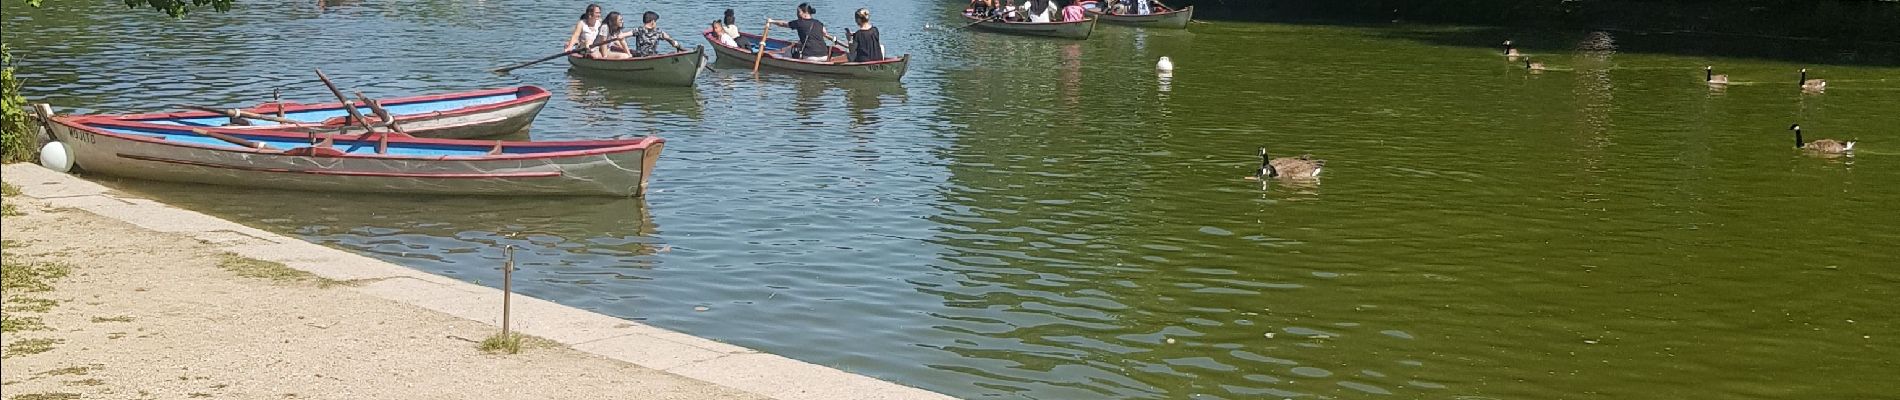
[25,0,234,18]
[2,45,36,164]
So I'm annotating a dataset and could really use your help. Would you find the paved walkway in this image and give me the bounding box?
[1,164,954,400]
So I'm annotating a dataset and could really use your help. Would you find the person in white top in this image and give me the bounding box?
[710,8,740,48]
[563,4,606,58]
[1021,0,1057,22]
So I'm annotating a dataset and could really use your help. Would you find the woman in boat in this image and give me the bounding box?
[562,4,605,58]
[766,3,835,62]
[969,0,992,17]
[1021,0,1058,23]
[629,11,685,58]
[596,11,633,59]
[1061,0,1087,21]
[845,8,884,63]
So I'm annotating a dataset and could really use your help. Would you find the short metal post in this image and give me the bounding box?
[501,245,515,337]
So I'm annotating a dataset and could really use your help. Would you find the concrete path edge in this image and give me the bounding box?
[2,163,957,400]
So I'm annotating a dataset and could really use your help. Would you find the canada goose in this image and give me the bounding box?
[1255,148,1324,179]
[1502,40,1521,57]
[1705,66,1728,86]
[1800,69,1826,92]
[1524,58,1546,72]
[1790,124,1855,154]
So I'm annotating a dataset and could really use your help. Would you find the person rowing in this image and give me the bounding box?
[844,8,885,63]
[766,3,835,62]
[562,4,606,58]
[627,11,685,57]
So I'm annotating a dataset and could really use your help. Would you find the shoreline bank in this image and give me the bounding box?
[0,163,953,400]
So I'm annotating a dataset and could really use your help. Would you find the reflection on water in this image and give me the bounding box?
[10,1,1900,399]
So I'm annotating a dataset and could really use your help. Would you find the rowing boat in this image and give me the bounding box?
[39,113,663,197]
[105,86,551,140]
[704,30,910,81]
[961,10,1096,40]
[1080,2,1193,29]
[567,46,707,87]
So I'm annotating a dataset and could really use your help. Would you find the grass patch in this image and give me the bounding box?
[216,253,343,287]
[35,365,94,376]
[9,393,81,400]
[1,315,46,332]
[62,378,104,386]
[478,332,524,354]
[90,315,134,323]
[3,338,62,358]
[5,297,58,313]
[477,332,558,355]
[1,183,19,215]
[1,259,70,293]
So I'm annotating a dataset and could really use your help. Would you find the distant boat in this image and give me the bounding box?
[106,86,551,140]
[961,10,1097,40]
[1081,2,1193,29]
[567,47,707,87]
[39,114,663,197]
[704,30,910,81]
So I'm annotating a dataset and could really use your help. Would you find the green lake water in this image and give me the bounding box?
[6,0,1898,398]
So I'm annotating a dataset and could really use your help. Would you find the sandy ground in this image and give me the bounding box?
[0,196,764,400]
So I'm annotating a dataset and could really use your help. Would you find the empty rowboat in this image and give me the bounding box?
[1081,2,1193,29]
[38,111,663,197]
[567,47,707,87]
[104,86,552,140]
[961,10,1096,39]
[704,30,910,81]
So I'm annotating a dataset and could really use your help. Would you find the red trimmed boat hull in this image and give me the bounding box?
[43,116,662,197]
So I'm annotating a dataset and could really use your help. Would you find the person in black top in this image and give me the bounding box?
[766,3,835,62]
[845,8,884,63]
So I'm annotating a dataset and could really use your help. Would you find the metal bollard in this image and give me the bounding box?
[501,245,515,338]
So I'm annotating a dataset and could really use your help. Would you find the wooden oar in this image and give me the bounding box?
[190,128,275,150]
[354,90,406,154]
[180,105,309,126]
[752,21,773,76]
[491,35,630,74]
[961,12,1003,29]
[313,69,386,154]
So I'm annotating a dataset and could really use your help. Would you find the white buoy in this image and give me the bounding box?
[1156,56,1174,73]
[39,141,73,173]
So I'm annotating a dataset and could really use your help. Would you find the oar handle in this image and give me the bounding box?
[180,104,308,126]
[190,128,274,150]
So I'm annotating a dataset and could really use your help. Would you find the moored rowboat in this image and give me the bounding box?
[961,10,1096,39]
[39,114,663,197]
[704,30,910,81]
[106,86,551,140]
[1081,2,1193,29]
[566,47,707,87]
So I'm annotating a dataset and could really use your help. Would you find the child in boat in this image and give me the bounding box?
[1061,0,1087,22]
[562,4,605,58]
[845,8,884,63]
[710,9,740,48]
[630,11,685,57]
